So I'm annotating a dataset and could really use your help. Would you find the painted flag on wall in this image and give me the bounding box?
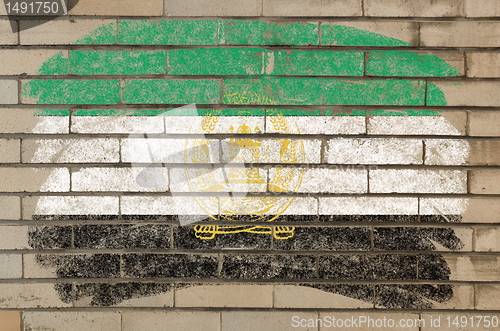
[19,19,470,309]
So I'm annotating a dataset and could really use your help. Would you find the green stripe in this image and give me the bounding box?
[45,109,444,117]
[267,109,365,116]
[118,20,218,45]
[223,78,323,105]
[75,22,118,45]
[36,52,68,75]
[168,48,264,76]
[321,24,411,47]
[367,110,441,116]
[73,109,164,116]
[366,51,461,77]
[324,79,425,106]
[427,82,450,106]
[165,109,266,116]
[219,20,319,46]
[34,109,70,116]
[70,51,167,75]
[26,19,458,116]
[22,80,120,105]
[122,79,220,104]
[268,50,364,76]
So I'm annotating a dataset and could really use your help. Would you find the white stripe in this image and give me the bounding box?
[122,138,220,164]
[267,116,365,134]
[368,116,464,135]
[72,116,164,134]
[320,197,418,215]
[34,196,119,215]
[121,196,217,216]
[166,116,264,134]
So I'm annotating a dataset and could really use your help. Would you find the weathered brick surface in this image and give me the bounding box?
[467,52,500,78]
[0,196,21,220]
[70,51,166,75]
[269,168,367,193]
[224,311,318,331]
[263,0,362,16]
[175,284,273,307]
[475,228,500,252]
[70,0,163,16]
[0,139,20,163]
[0,80,18,104]
[475,285,500,310]
[23,312,121,331]
[0,20,17,45]
[0,50,68,75]
[0,254,23,278]
[421,22,500,47]
[275,284,373,308]
[465,0,500,17]
[221,139,321,163]
[0,283,72,308]
[0,168,69,192]
[22,139,120,163]
[0,109,68,134]
[470,111,500,136]
[367,110,466,135]
[439,255,500,281]
[326,138,423,165]
[23,196,119,219]
[166,0,262,16]
[426,139,500,166]
[470,170,500,194]
[370,169,467,193]
[71,112,163,134]
[428,81,500,107]
[320,197,418,215]
[421,198,500,223]
[122,311,220,331]
[71,168,169,192]
[219,21,319,46]
[122,138,219,163]
[20,20,117,45]
[118,20,218,45]
[365,0,463,17]
[366,51,464,77]
[321,21,418,46]
[0,226,31,249]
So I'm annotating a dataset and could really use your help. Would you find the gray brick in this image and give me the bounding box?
[0,139,20,163]
[0,196,21,220]
[365,0,463,17]
[0,80,18,104]
[23,312,121,331]
[165,0,261,16]
[421,22,500,47]
[469,111,500,136]
[123,311,220,331]
[471,170,500,194]
[264,0,361,16]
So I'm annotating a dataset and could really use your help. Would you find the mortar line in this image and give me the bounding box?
[5,306,500,313]
[5,15,500,21]
[466,110,471,136]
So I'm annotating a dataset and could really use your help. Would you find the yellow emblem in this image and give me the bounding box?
[183,111,305,240]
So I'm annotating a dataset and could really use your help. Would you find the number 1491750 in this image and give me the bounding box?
[5,1,61,14]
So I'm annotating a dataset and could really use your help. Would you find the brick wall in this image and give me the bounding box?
[1,0,500,330]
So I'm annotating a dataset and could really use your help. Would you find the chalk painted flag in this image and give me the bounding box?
[16,20,471,309]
